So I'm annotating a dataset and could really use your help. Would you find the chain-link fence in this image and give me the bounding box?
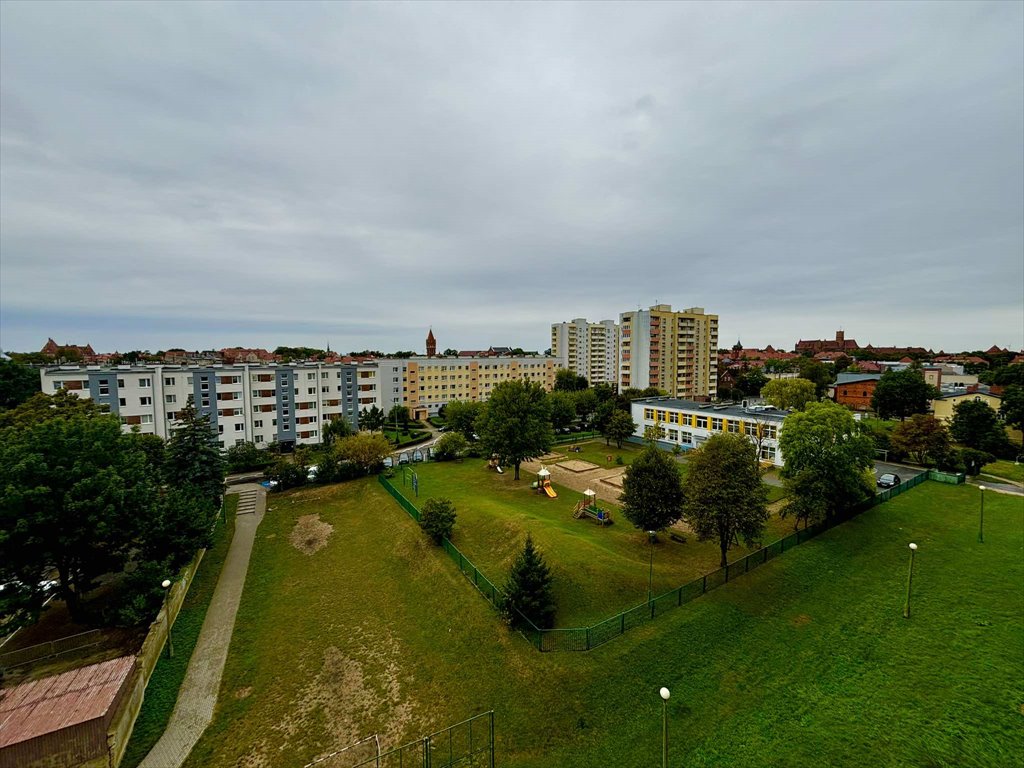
[379,470,930,652]
[347,712,494,768]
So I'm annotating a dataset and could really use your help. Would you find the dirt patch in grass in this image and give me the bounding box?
[234,686,253,699]
[289,514,334,555]
[792,614,812,627]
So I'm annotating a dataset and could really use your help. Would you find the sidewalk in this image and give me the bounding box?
[138,484,266,768]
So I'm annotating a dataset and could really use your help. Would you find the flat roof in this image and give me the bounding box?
[0,656,135,747]
[633,397,788,422]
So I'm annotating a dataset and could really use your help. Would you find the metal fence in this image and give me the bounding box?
[347,712,495,768]
[378,471,930,652]
[0,628,103,670]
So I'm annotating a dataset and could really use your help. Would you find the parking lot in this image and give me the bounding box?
[873,461,927,493]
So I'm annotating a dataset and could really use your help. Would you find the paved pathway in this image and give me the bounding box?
[139,484,265,768]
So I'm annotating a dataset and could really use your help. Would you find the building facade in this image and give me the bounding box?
[830,373,882,412]
[619,305,718,400]
[631,397,787,466]
[550,318,619,386]
[40,362,360,449]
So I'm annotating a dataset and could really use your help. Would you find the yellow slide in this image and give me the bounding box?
[544,485,557,498]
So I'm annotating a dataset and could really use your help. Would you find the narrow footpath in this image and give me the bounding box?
[139,484,265,768]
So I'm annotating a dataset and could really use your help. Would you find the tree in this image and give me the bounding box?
[795,358,833,399]
[475,380,554,480]
[554,369,588,392]
[779,401,875,528]
[760,378,817,411]
[999,384,1024,438]
[573,389,598,425]
[131,432,167,476]
[734,368,769,398]
[165,397,226,510]
[0,413,152,624]
[433,431,468,461]
[419,497,457,544]
[890,415,952,466]
[322,415,352,446]
[0,359,39,410]
[593,383,616,402]
[359,405,385,433]
[871,368,935,420]
[0,389,105,430]
[336,432,392,473]
[387,405,411,431]
[763,358,796,374]
[443,348,459,356]
[548,391,577,431]
[500,534,556,630]
[950,400,1010,455]
[602,409,636,448]
[139,486,217,571]
[444,400,484,440]
[682,434,768,567]
[225,440,272,473]
[619,445,684,533]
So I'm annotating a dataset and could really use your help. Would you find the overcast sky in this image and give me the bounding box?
[1,1,1021,357]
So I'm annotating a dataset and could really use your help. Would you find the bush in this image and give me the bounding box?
[615,455,624,466]
[419,497,457,544]
[225,441,274,473]
[959,448,996,476]
[433,432,468,461]
[264,458,308,490]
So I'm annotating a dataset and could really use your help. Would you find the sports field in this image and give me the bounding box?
[185,477,1023,768]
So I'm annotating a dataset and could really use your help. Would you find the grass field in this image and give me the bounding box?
[121,497,238,768]
[186,478,1022,768]
[982,459,1024,485]
[398,460,793,626]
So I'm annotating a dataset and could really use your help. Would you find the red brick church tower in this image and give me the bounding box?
[426,328,436,357]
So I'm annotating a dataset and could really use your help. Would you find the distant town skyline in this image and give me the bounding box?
[2,3,1022,356]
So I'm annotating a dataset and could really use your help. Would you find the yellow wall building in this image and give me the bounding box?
[930,391,1002,423]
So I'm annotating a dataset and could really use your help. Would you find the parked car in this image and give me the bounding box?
[412,450,424,462]
[382,456,393,468]
[398,452,411,465]
[877,473,901,488]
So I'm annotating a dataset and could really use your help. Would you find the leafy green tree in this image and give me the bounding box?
[433,431,468,461]
[0,389,105,429]
[165,397,226,510]
[359,405,385,432]
[322,415,353,446]
[476,380,554,480]
[620,445,684,533]
[336,432,393,473]
[795,358,834,399]
[734,368,769,397]
[871,368,935,420]
[444,400,484,440]
[0,413,152,623]
[890,415,952,466]
[130,432,167,476]
[999,384,1024,438]
[548,391,577,431]
[573,389,598,424]
[500,534,556,630]
[554,369,588,391]
[443,348,459,356]
[139,486,217,570]
[779,401,875,528]
[387,405,411,431]
[419,497,457,544]
[950,399,1010,455]
[0,359,39,410]
[958,447,996,476]
[602,409,636,448]
[989,364,1024,387]
[593,400,617,433]
[264,456,309,489]
[760,378,817,411]
[683,434,768,567]
[225,440,272,473]
[593,383,616,402]
[763,358,796,374]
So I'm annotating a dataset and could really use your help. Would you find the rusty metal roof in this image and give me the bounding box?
[0,655,135,747]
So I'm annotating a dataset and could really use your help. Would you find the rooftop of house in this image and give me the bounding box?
[633,397,789,422]
[835,373,884,385]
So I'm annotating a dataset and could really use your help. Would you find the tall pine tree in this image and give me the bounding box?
[164,396,226,511]
[501,534,556,630]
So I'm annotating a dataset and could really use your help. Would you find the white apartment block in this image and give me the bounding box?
[631,398,786,467]
[550,318,619,386]
[40,363,360,450]
[619,305,718,400]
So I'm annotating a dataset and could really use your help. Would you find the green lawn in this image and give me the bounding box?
[121,498,238,768]
[405,459,793,626]
[187,479,1022,768]
[554,438,645,467]
[982,459,1024,485]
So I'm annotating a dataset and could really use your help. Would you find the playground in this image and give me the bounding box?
[186,478,1023,768]
[396,458,791,626]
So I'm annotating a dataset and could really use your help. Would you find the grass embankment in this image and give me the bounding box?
[121,496,238,768]
[187,480,1022,768]
[981,459,1023,485]
[408,460,793,626]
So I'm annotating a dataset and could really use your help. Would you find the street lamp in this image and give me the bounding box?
[647,530,657,606]
[978,485,985,544]
[903,543,917,619]
[659,686,670,768]
[161,579,174,658]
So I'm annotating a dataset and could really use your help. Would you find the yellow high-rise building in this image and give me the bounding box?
[619,305,718,400]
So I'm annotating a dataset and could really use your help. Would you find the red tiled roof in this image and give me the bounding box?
[0,656,135,748]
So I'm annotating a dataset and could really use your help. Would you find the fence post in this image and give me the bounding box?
[725,563,729,583]
[489,711,496,768]
[702,574,707,593]
[677,587,683,607]
[620,612,625,635]
[586,626,591,650]
[745,554,750,573]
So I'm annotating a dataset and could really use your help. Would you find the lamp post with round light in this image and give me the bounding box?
[903,543,917,619]
[161,579,174,658]
[646,530,657,608]
[977,485,985,543]
[659,686,670,768]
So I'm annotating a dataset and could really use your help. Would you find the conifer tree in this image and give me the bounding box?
[501,534,556,630]
[164,396,226,511]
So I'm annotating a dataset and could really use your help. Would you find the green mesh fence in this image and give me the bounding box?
[378,471,931,652]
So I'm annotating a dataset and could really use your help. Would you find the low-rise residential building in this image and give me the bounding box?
[631,397,787,466]
[830,373,883,411]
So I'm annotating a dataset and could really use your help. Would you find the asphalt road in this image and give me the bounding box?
[873,461,927,493]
